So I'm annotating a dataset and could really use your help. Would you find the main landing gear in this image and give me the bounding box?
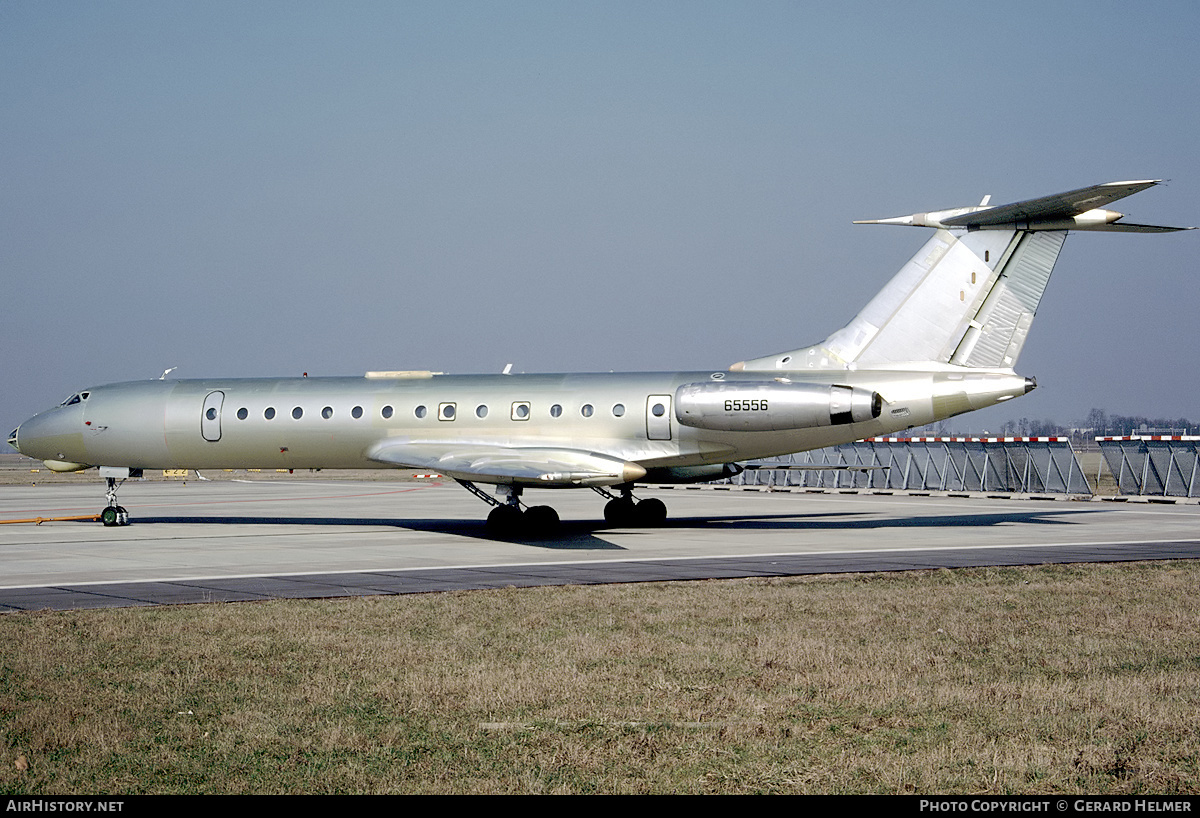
[456,481,559,536]
[596,486,667,527]
[457,480,668,536]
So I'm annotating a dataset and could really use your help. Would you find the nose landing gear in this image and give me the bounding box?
[98,469,141,526]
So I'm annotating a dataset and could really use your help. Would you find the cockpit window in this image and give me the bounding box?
[59,391,91,407]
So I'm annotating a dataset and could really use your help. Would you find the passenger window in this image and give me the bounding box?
[264,407,276,420]
[581,404,594,417]
[382,405,394,419]
[550,404,562,417]
[414,405,427,419]
[439,403,456,421]
[237,408,248,420]
[292,407,303,419]
[652,403,665,417]
[322,406,333,419]
[476,405,488,418]
[206,408,217,421]
[612,404,625,417]
[511,402,530,420]
[352,406,363,419]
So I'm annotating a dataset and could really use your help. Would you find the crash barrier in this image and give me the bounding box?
[729,437,1093,495]
[1096,436,1200,498]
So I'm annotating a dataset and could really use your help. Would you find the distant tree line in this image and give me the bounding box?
[1080,409,1195,438]
[909,409,1195,442]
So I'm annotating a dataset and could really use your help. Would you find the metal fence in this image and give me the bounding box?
[1097,436,1200,497]
[730,437,1093,495]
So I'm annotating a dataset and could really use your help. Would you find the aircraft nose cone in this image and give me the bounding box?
[8,409,87,466]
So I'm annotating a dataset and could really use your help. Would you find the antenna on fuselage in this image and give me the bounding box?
[502,363,513,375]
[159,367,177,380]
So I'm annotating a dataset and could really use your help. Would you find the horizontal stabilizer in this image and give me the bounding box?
[940,180,1162,227]
[856,180,1193,233]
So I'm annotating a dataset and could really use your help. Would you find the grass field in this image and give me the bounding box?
[2,561,1198,794]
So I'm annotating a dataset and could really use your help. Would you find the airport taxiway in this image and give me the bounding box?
[2,479,1198,611]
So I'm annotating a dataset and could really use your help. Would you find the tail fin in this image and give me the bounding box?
[732,180,1192,373]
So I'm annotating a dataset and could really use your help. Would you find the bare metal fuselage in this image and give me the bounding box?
[13,367,1029,485]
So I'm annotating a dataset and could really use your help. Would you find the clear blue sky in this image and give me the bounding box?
[4,1,1198,433]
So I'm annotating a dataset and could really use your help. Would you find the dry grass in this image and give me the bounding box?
[2,562,1199,794]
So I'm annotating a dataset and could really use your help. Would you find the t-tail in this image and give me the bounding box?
[732,180,1192,374]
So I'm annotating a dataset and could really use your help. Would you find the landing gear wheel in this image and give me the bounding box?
[101,506,130,527]
[604,497,637,527]
[635,498,667,526]
[523,505,560,534]
[486,504,523,535]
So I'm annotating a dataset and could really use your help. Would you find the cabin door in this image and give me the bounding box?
[646,395,672,440]
[201,390,225,442]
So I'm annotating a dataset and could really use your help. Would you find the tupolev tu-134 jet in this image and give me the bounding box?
[8,180,1192,533]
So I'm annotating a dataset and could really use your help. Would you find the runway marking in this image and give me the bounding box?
[5,536,1197,590]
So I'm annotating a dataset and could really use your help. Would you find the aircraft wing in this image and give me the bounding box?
[940,179,1191,230]
[366,439,646,486]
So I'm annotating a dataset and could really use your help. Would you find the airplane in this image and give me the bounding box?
[8,180,1192,533]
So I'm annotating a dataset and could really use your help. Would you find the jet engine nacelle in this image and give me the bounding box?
[675,381,882,432]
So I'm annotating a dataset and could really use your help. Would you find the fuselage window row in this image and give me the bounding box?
[232,401,621,422]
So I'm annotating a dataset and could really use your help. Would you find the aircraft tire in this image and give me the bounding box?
[486,504,523,535]
[635,498,667,526]
[523,505,560,534]
[100,507,120,527]
[603,498,637,527]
